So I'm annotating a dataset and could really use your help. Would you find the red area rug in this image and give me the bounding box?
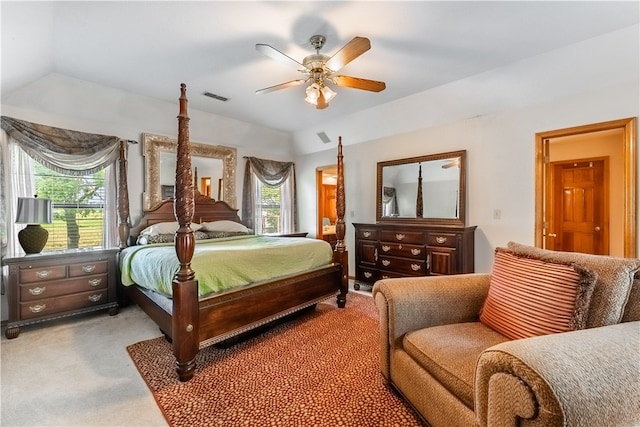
[127,292,424,426]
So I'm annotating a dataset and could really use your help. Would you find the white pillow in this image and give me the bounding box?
[200,220,249,233]
[139,221,202,236]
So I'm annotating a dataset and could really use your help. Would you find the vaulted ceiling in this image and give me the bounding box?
[2,1,638,135]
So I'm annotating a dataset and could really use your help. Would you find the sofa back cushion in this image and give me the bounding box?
[480,248,596,340]
[621,274,640,322]
[507,242,640,328]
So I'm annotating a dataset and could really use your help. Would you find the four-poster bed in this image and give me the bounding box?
[118,84,348,382]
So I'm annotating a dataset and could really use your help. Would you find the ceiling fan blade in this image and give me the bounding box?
[333,75,386,92]
[255,79,307,95]
[325,37,371,72]
[256,44,306,70]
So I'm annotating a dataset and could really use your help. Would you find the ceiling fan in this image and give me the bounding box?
[255,35,386,109]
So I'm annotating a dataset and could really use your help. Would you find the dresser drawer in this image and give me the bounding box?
[379,242,425,259]
[379,256,426,275]
[19,264,66,284]
[20,274,108,301]
[427,232,458,248]
[19,289,109,320]
[357,228,378,240]
[379,270,414,280]
[356,267,379,283]
[68,260,108,277]
[379,230,424,245]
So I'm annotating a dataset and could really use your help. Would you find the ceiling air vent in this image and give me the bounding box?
[317,131,331,144]
[203,91,229,102]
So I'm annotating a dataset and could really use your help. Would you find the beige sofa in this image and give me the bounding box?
[373,243,640,427]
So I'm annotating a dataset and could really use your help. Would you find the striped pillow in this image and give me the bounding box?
[480,248,596,340]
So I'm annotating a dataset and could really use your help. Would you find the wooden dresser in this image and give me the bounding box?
[2,248,120,338]
[353,223,476,290]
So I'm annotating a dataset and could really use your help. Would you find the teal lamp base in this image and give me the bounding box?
[18,224,49,254]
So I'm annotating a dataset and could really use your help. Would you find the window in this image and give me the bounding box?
[34,162,106,250]
[243,157,296,235]
[256,181,281,234]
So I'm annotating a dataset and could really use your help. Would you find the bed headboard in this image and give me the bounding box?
[128,194,242,243]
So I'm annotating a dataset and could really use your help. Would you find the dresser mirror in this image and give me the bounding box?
[376,150,466,226]
[142,133,237,209]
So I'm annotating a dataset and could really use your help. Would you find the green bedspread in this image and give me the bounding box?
[120,235,333,298]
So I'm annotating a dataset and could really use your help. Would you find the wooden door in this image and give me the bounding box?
[547,159,608,254]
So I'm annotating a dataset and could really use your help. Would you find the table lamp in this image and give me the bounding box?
[15,196,52,254]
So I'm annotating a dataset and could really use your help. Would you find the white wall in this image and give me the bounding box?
[295,25,640,274]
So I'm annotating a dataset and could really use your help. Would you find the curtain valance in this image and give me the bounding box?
[245,156,294,187]
[0,116,122,176]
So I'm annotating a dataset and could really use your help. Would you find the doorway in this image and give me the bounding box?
[535,117,637,257]
[316,165,338,248]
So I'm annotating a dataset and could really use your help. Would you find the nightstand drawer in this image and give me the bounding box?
[68,260,108,277]
[19,265,66,283]
[20,289,109,320]
[20,274,108,301]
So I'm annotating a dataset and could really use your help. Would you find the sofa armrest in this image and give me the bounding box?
[475,321,640,427]
[373,274,490,380]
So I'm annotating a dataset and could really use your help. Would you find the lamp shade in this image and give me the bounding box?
[15,197,52,224]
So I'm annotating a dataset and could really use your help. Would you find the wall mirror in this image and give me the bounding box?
[142,133,237,210]
[376,150,466,226]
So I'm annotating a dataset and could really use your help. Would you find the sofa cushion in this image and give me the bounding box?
[507,242,640,327]
[621,274,640,322]
[403,322,510,409]
[480,248,596,340]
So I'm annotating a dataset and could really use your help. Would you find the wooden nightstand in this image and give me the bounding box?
[2,248,120,339]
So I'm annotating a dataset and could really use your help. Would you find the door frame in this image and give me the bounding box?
[535,117,637,257]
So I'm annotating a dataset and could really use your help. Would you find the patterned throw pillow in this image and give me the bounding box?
[480,248,597,340]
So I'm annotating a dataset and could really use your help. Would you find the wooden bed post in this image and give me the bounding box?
[118,140,130,248]
[334,136,348,308]
[172,83,199,382]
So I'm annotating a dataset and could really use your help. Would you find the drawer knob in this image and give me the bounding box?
[411,248,421,255]
[381,245,390,252]
[88,294,102,302]
[411,264,421,271]
[82,264,97,273]
[436,236,448,244]
[28,286,46,296]
[395,233,405,241]
[382,259,391,266]
[36,270,52,279]
[363,231,371,238]
[364,272,372,278]
[29,304,47,313]
[88,278,102,287]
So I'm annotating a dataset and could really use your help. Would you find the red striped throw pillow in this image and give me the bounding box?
[480,248,596,340]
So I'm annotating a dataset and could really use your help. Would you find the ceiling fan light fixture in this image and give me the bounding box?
[305,82,321,104]
[322,85,336,102]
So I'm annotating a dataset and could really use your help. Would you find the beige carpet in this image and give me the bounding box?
[127,292,424,426]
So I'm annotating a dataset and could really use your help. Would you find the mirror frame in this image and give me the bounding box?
[376,150,467,226]
[142,133,237,209]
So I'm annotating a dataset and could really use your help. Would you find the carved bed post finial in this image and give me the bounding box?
[118,140,131,248]
[172,83,199,382]
[334,136,348,307]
